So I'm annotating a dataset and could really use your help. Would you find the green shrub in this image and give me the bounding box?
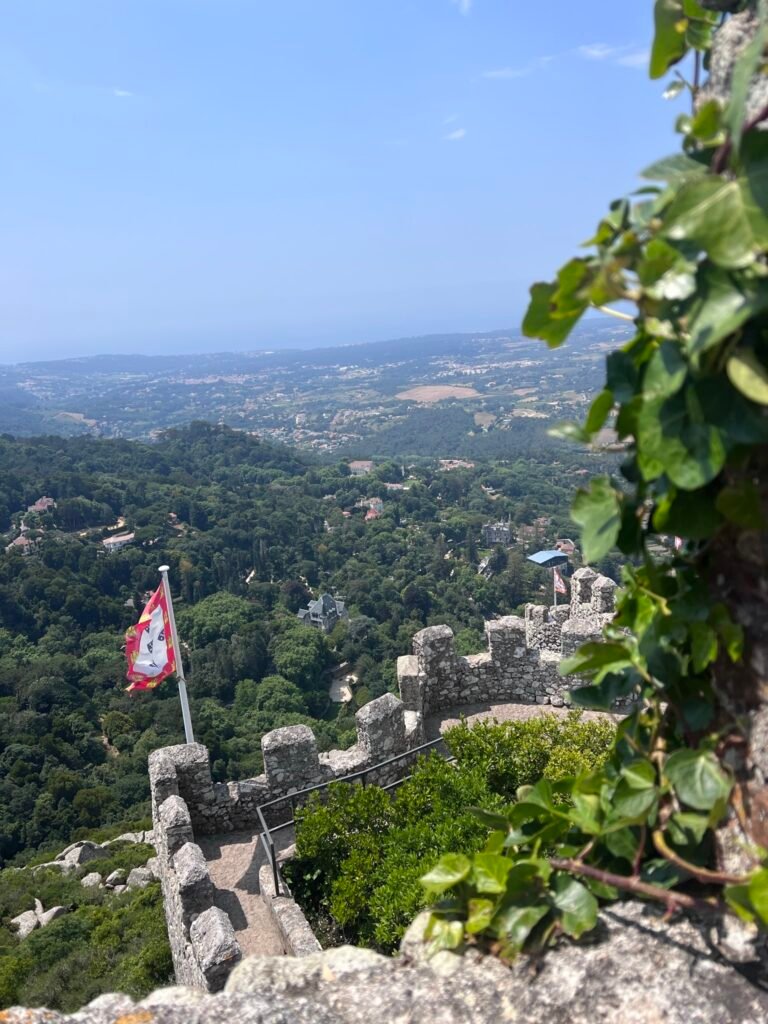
[0,884,171,1011]
[286,713,615,952]
[444,712,615,801]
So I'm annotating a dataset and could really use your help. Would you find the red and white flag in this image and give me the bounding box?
[554,567,568,595]
[125,584,177,691]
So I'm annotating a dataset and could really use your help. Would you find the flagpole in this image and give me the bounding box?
[553,567,557,608]
[158,565,195,744]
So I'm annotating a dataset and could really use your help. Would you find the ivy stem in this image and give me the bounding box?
[712,99,768,173]
[632,824,647,877]
[593,305,635,322]
[548,857,723,916]
[651,828,746,885]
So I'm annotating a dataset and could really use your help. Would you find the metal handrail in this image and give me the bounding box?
[257,735,451,896]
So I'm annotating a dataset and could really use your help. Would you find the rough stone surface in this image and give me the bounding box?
[38,905,68,927]
[6,902,768,1023]
[258,862,321,956]
[189,906,242,992]
[81,872,103,888]
[56,840,110,867]
[126,866,154,889]
[104,869,126,888]
[699,10,768,122]
[10,910,39,939]
[32,860,71,875]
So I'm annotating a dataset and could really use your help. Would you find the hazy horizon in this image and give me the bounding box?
[3,1,680,363]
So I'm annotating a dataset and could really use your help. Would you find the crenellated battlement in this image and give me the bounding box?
[148,566,619,991]
[397,567,618,715]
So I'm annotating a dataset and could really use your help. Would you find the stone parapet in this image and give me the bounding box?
[151,790,241,992]
[259,863,322,957]
[398,568,620,714]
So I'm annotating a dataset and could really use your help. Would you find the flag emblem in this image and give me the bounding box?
[554,567,568,595]
[125,584,177,691]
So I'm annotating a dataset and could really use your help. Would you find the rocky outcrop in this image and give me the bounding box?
[5,902,767,1023]
[10,901,69,937]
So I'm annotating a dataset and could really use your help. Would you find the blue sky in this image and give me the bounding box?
[1,1,686,362]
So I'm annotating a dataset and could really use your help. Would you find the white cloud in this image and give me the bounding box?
[483,55,553,81]
[113,88,133,98]
[451,0,472,14]
[483,66,530,80]
[578,43,622,60]
[616,49,649,69]
[443,113,460,124]
[444,127,466,141]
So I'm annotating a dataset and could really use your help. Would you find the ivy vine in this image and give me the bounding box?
[421,0,768,956]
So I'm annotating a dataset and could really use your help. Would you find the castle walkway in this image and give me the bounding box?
[197,826,294,957]
[425,700,619,740]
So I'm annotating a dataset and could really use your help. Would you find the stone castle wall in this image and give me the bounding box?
[148,566,618,991]
[397,567,618,715]
[147,691,427,989]
[148,765,242,991]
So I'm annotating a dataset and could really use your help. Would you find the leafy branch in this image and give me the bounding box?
[419,0,768,957]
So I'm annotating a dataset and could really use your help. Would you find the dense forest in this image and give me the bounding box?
[0,422,617,864]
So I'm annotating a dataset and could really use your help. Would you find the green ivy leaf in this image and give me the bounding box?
[666,811,709,847]
[569,671,638,711]
[465,898,496,934]
[662,177,762,270]
[472,853,513,894]
[523,281,584,348]
[606,350,639,403]
[552,875,599,938]
[469,807,512,832]
[585,389,614,435]
[611,780,659,822]
[621,759,657,790]
[571,476,622,562]
[747,868,768,925]
[493,903,549,952]
[664,748,732,810]
[420,853,471,893]
[638,395,726,489]
[560,641,634,677]
[650,0,689,79]
[644,341,688,399]
[724,881,757,923]
[689,622,718,672]
[605,827,641,863]
[726,349,768,405]
[687,267,768,359]
[641,151,708,182]
[425,916,464,951]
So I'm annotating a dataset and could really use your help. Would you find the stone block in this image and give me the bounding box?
[189,906,242,992]
[355,693,405,760]
[105,869,126,887]
[159,795,194,859]
[570,566,598,610]
[81,872,103,888]
[173,843,213,909]
[486,616,526,667]
[591,574,618,614]
[262,724,325,792]
[397,654,424,714]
